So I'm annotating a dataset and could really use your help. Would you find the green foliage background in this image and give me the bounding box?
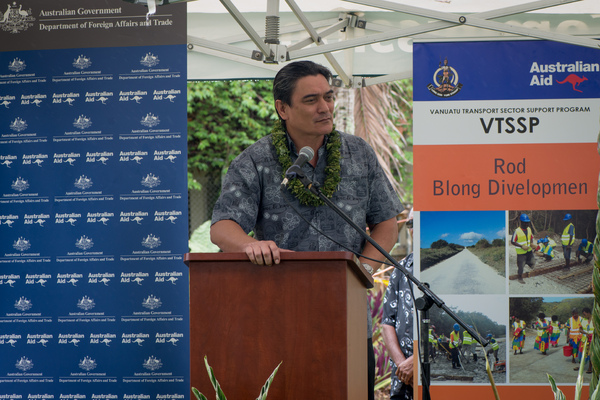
[187,80,277,190]
[509,297,594,326]
[430,306,505,340]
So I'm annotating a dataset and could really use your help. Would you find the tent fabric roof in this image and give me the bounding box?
[189,0,600,14]
[187,0,600,81]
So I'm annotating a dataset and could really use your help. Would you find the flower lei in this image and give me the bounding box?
[271,120,341,206]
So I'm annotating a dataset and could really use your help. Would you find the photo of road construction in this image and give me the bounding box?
[419,211,506,295]
[509,296,595,384]
[427,295,507,384]
[508,210,597,294]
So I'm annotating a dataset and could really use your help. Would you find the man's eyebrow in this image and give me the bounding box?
[302,89,334,100]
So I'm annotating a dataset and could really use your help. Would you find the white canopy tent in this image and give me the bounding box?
[186,0,600,85]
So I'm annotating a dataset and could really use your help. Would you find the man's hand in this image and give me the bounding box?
[243,240,289,266]
[211,220,291,265]
[395,355,414,386]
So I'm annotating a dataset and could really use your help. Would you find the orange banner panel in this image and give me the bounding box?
[414,143,599,211]
[425,384,589,399]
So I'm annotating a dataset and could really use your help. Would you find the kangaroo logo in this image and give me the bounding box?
[556,74,587,93]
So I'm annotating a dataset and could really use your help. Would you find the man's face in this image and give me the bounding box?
[276,74,334,141]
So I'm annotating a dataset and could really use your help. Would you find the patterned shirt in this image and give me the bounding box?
[212,131,404,338]
[212,131,403,253]
[382,253,414,399]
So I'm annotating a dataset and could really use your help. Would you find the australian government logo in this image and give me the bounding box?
[1,3,35,34]
[73,54,92,70]
[75,235,93,250]
[74,175,93,190]
[11,177,29,191]
[13,236,30,251]
[143,355,163,371]
[141,173,161,188]
[8,57,25,72]
[14,296,32,311]
[140,52,159,68]
[142,294,162,310]
[427,57,463,98]
[141,113,160,128]
[73,114,92,130]
[10,117,27,132]
[77,295,95,311]
[16,356,33,371]
[79,356,97,371]
[141,234,161,249]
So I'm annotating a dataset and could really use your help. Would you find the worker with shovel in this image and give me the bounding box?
[511,213,536,284]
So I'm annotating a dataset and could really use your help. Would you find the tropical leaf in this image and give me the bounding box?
[548,373,567,400]
[191,387,208,400]
[256,361,282,400]
[591,379,600,400]
[575,337,588,400]
[204,356,227,400]
[194,356,281,400]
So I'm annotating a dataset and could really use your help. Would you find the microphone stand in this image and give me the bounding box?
[288,171,490,396]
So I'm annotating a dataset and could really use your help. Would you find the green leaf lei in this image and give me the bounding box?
[271,120,341,206]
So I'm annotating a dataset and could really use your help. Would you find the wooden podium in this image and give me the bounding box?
[185,251,373,400]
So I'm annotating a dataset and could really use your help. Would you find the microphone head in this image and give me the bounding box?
[299,146,314,161]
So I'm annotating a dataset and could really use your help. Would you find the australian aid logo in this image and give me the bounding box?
[427,57,463,98]
[529,60,597,93]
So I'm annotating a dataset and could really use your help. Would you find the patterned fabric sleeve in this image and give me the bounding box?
[382,269,400,327]
[211,137,273,234]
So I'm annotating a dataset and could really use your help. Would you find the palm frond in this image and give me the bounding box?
[352,81,412,198]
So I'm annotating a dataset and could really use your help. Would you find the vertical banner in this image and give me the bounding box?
[0,1,189,398]
[413,40,599,397]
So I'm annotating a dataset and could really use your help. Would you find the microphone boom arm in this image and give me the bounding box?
[294,173,489,349]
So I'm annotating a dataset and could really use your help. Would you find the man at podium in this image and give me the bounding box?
[210,60,404,400]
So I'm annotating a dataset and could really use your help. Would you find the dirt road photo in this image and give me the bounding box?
[420,249,505,294]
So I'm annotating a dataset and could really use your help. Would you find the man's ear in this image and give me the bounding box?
[275,99,288,120]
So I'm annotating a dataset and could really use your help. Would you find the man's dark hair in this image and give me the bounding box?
[273,60,333,109]
[582,307,591,314]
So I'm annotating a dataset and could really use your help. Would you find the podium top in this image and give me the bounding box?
[184,250,374,288]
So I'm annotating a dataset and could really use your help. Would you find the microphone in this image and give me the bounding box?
[281,146,314,188]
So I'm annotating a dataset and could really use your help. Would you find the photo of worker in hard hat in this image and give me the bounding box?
[508,210,597,295]
[428,294,507,384]
[420,211,506,295]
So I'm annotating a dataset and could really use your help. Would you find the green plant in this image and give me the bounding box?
[187,80,276,190]
[548,338,600,400]
[192,356,281,400]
